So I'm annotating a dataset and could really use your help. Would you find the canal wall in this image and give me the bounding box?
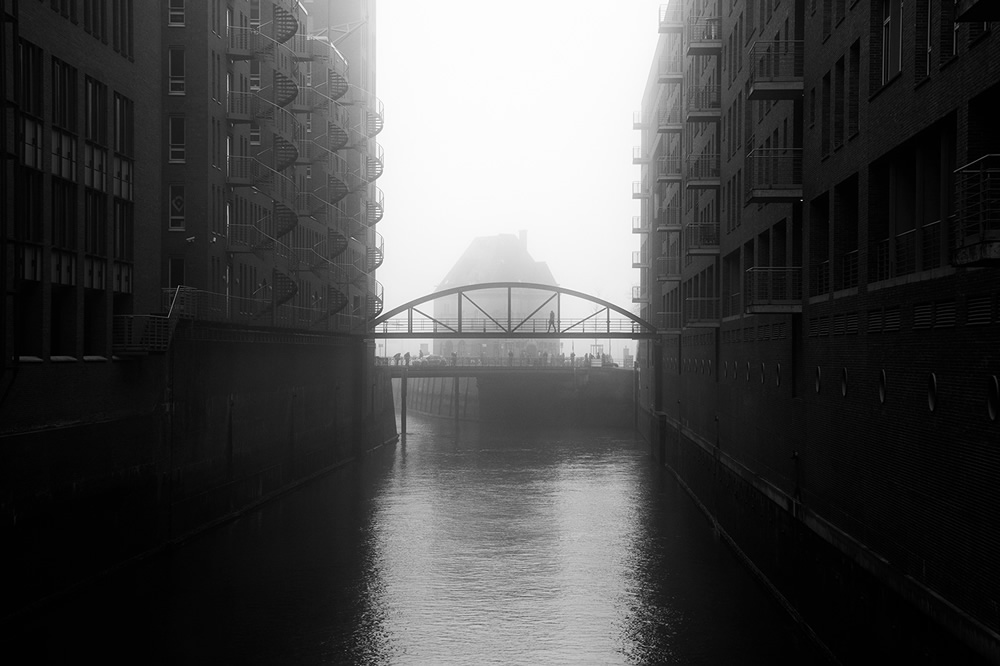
[0,323,396,618]
[643,407,991,665]
[393,368,635,428]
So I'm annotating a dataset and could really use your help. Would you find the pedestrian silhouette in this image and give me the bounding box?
[547,310,556,332]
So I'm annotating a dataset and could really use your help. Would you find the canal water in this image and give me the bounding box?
[9,414,826,664]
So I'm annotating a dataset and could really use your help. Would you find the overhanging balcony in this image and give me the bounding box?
[657,256,682,282]
[633,215,650,234]
[658,100,683,133]
[955,0,1000,21]
[657,204,682,231]
[633,179,650,199]
[952,154,1000,266]
[684,297,720,327]
[659,5,683,32]
[686,16,721,55]
[684,223,720,255]
[748,41,804,100]
[658,54,683,83]
[632,250,650,269]
[744,267,803,313]
[746,149,802,203]
[686,153,720,188]
[633,111,647,130]
[657,155,682,183]
[633,145,649,164]
[632,286,650,304]
[686,85,721,122]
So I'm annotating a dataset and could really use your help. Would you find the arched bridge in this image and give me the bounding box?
[370,282,657,339]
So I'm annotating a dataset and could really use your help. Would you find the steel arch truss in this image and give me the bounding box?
[370,282,657,339]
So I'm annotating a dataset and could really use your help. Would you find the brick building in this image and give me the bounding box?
[633,1,1000,661]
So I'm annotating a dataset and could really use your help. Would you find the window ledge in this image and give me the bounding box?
[869,71,902,102]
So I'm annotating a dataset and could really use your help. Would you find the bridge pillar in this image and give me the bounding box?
[453,375,460,423]
[400,367,408,435]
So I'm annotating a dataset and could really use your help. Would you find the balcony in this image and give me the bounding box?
[657,155,682,183]
[657,204,682,231]
[686,153,720,188]
[633,179,650,199]
[684,297,720,327]
[657,100,683,133]
[657,256,682,282]
[952,154,1000,266]
[744,267,803,313]
[686,85,721,122]
[686,16,721,55]
[633,145,649,165]
[955,0,1000,21]
[633,111,647,130]
[745,149,802,203]
[632,286,650,304]
[632,250,650,269]
[658,5,683,32]
[633,215,650,234]
[748,41,804,100]
[684,223,720,255]
[658,54,683,83]
[657,311,682,334]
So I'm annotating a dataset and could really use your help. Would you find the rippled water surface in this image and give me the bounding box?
[11,415,823,664]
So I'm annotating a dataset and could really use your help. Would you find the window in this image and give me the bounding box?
[848,40,860,136]
[111,0,133,58]
[113,198,133,260]
[169,116,185,162]
[52,179,77,249]
[84,0,107,39]
[168,0,184,25]
[169,184,185,229]
[85,77,108,144]
[85,188,108,255]
[168,48,185,94]
[52,58,77,130]
[249,123,261,145]
[113,93,134,157]
[881,0,902,84]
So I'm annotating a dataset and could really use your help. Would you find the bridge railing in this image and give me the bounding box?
[376,355,624,369]
[373,316,649,336]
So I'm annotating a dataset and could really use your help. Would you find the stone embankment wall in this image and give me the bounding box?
[0,324,396,617]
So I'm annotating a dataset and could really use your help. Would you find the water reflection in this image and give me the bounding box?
[6,414,821,664]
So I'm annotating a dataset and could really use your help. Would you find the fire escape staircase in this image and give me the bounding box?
[111,287,195,355]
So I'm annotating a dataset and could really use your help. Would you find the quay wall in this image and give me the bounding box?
[0,324,396,617]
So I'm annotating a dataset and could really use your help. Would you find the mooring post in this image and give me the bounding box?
[400,366,408,435]
[453,374,460,424]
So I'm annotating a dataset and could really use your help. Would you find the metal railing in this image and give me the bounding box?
[687,85,721,114]
[659,4,683,29]
[745,148,802,196]
[685,297,720,324]
[809,260,830,296]
[657,311,682,331]
[658,205,682,229]
[657,255,682,279]
[952,154,1000,261]
[658,99,683,128]
[687,153,720,181]
[836,250,859,290]
[632,285,649,302]
[684,223,720,250]
[633,215,649,233]
[745,267,803,307]
[749,40,804,85]
[659,54,683,78]
[658,154,682,180]
[687,16,721,44]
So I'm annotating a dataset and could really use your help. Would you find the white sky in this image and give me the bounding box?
[374,0,662,317]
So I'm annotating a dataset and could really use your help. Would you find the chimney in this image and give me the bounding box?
[518,229,527,250]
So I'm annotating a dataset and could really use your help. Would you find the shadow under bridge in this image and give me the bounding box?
[370,282,658,339]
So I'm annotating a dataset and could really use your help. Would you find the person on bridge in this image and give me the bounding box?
[547,310,556,332]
